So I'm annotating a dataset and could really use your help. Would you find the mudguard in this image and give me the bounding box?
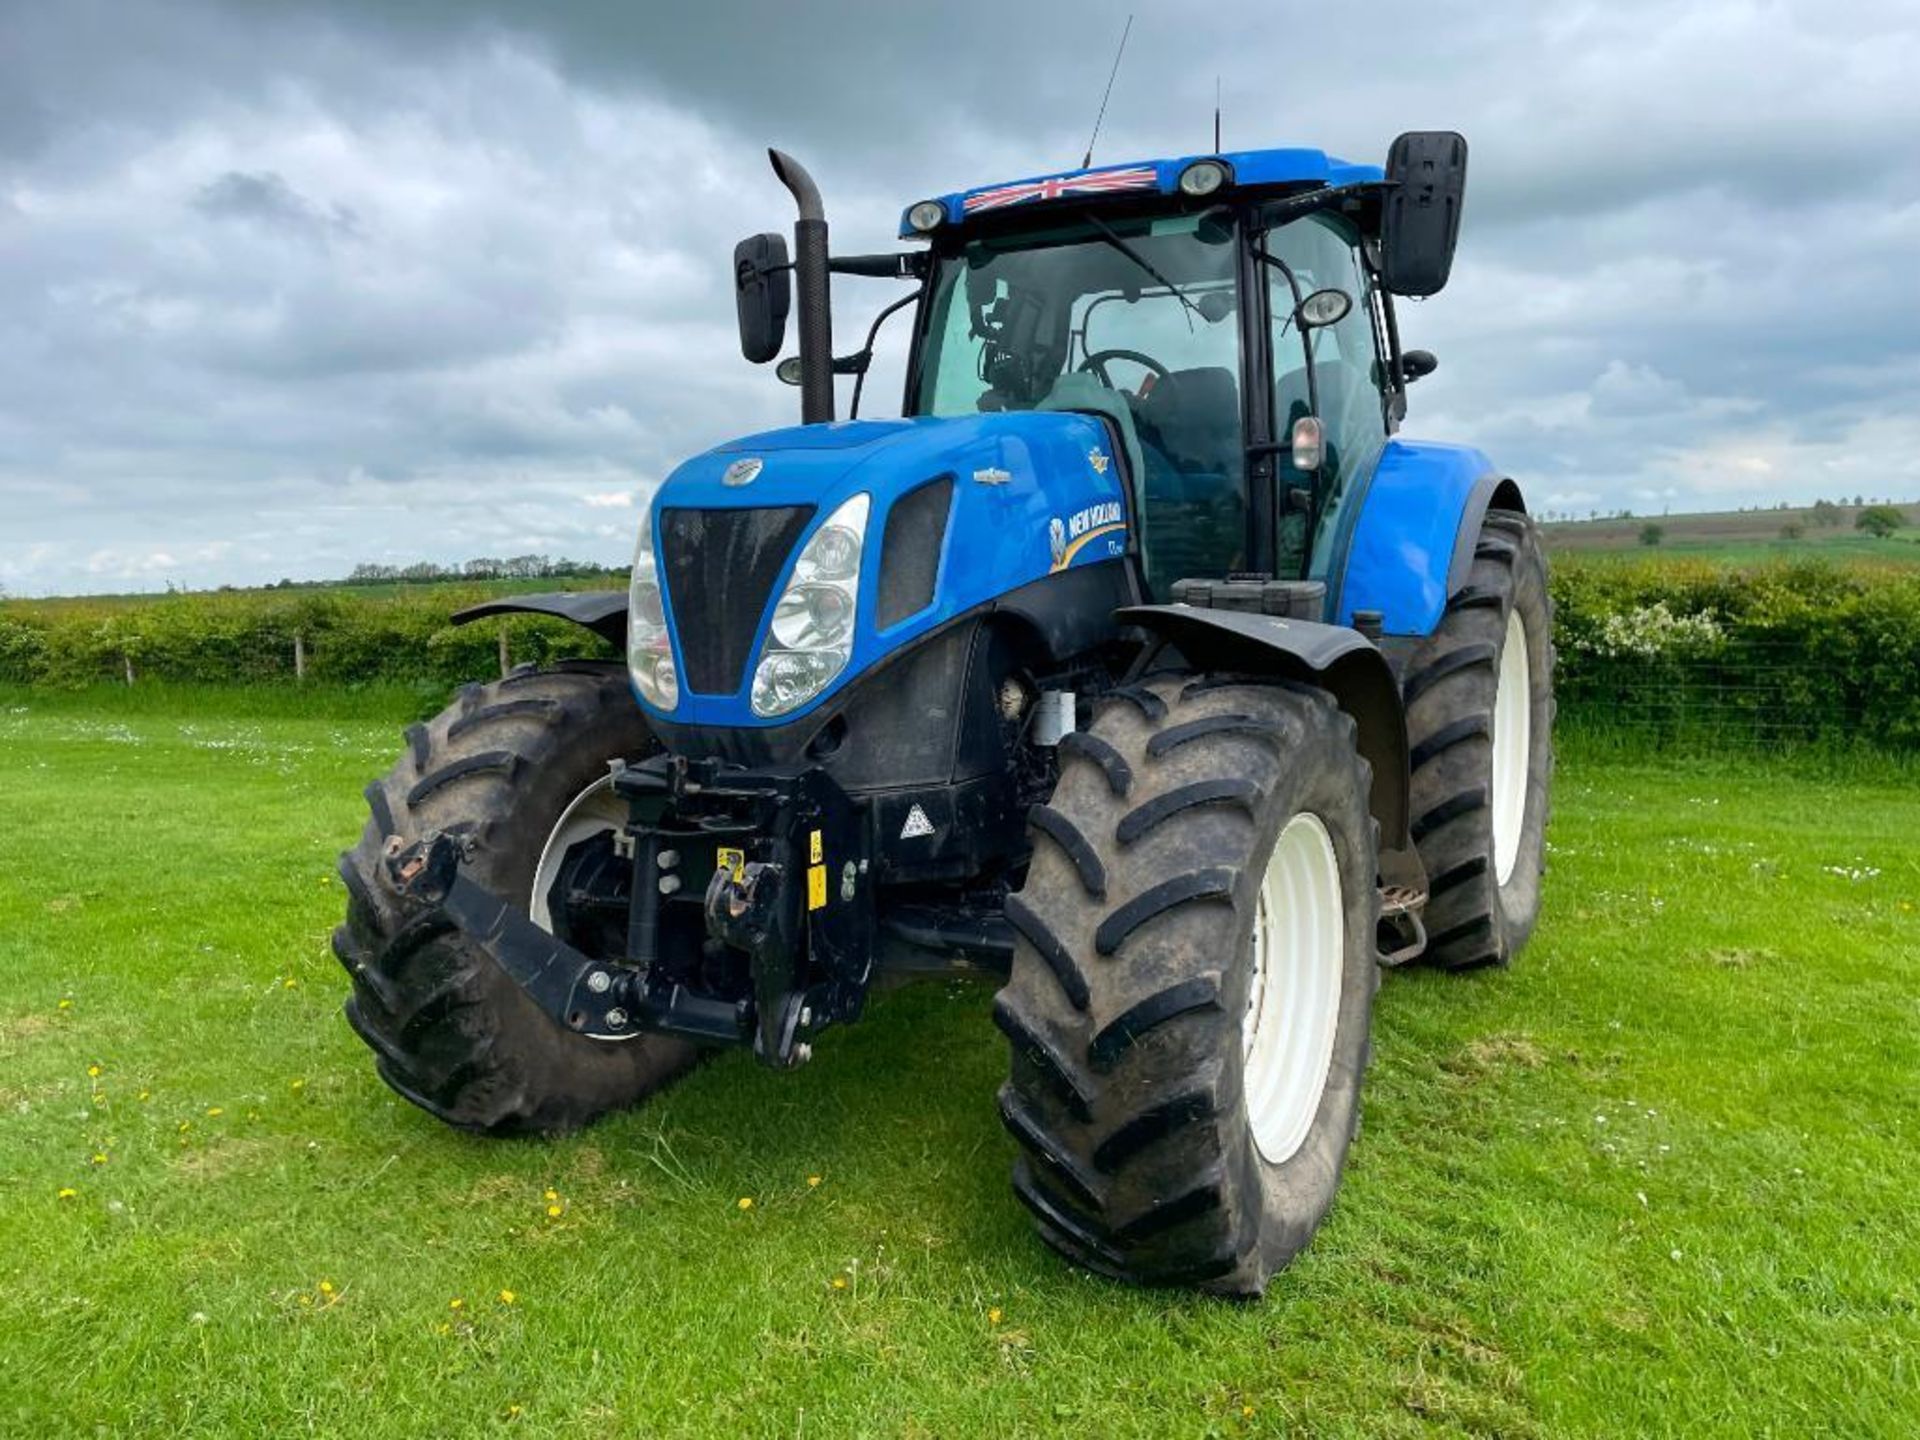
[1117,604,1410,855]
[452,591,627,646]
[1326,439,1525,637]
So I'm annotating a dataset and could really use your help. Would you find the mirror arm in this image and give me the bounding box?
[829,252,931,280]
[847,288,924,418]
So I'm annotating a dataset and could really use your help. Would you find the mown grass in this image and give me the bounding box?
[1,687,1916,1437]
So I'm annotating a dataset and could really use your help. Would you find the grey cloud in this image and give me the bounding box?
[194,170,360,243]
[2,0,1919,592]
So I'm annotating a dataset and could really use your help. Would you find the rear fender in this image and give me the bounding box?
[1117,604,1411,856]
[1328,439,1525,637]
[452,591,627,647]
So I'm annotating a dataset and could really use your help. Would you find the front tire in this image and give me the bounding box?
[995,675,1380,1294]
[1401,511,1555,969]
[333,662,698,1136]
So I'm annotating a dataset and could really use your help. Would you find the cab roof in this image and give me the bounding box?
[899,146,1384,238]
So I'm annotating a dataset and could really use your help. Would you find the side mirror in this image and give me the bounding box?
[1381,131,1467,297]
[1400,349,1439,383]
[734,232,791,364]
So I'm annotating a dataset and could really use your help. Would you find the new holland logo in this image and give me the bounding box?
[1049,501,1126,573]
[1087,447,1110,475]
[721,456,763,486]
[900,804,935,840]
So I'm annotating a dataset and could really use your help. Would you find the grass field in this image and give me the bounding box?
[1543,502,1920,568]
[2,686,1917,1437]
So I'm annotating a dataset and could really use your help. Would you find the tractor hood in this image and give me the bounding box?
[638,410,1131,728]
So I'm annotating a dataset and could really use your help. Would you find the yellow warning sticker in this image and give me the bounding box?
[809,829,823,864]
[716,847,745,881]
[807,863,827,911]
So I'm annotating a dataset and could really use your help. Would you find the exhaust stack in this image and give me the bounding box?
[768,149,834,425]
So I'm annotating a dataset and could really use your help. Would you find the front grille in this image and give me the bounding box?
[660,505,815,694]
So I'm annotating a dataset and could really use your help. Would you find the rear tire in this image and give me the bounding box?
[995,675,1380,1294]
[333,662,698,1136]
[1402,510,1555,969]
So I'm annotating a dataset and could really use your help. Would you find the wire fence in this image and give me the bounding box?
[1556,646,1907,750]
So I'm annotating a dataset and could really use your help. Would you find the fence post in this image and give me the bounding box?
[123,654,135,686]
[499,626,510,679]
[294,632,306,682]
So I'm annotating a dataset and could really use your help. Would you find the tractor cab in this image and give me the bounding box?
[736,140,1467,607]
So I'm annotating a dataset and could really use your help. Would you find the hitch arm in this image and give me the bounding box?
[380,831,745,1045]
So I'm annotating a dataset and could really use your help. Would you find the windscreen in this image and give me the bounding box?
[915,211,1247,595]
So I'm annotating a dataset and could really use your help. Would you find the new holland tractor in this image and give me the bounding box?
[334,132,1552,1295]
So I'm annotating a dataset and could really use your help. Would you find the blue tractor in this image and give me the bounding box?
[337,133,1552,1294]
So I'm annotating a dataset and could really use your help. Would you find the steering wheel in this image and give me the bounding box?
[1079,347,1170,394]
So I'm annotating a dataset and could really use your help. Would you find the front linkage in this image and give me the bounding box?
[382,754,874,1069]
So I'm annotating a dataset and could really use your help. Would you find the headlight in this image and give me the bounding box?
[906,199,946,234]
[627,503,678,710]
[751,493,868,718]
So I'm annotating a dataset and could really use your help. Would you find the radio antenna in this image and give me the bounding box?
[1213,77,1222,153]
[1080,13,1133,170]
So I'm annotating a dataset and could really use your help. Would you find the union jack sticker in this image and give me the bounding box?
[962,165,1159,214]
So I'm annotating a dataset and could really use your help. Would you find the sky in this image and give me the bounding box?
[2,0,1918,595]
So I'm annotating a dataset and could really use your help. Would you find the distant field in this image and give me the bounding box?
[2,686,1917,1436]
[1544,501,1920,567]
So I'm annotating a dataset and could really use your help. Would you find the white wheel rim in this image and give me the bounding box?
[529,775,627,933]
[1491,609,1531,887]
[1242,811,1345,1166]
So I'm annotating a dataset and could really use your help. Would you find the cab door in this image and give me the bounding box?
[1261,212,1390,580]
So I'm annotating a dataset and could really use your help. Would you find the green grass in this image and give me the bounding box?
[1,689,1916,1437]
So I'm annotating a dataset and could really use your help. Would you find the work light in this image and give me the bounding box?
[1177,160,1229,196]
[907,200,946,233]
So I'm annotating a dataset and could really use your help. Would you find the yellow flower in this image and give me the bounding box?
[506,1404,523,1418]
[543,1188,558,1203]
[137,1090,151,1101]
[283,978,298,990]
[178,1120,191,1133]
[449,1297,464,1311]
[206,1107,224,1117]
[737,1196,754,1211]
[298,1293,314,1307]
[87,1064,102,1078]
[57,1187,77,1200]
[290,1079,305,1092]
[91,1153,107,1165]
[807,1175,822,1188]
[831,1276,848,1290]
[988,1307,1003,1325]
[1242,1405,1256,1419]
[498,1289,517,1305]
[545,1203,563,1219]
[318,1280,335,1296]
[58,999,73,1011]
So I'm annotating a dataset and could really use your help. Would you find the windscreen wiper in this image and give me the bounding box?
[1078,211,1201,331]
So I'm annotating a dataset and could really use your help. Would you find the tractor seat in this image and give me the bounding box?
[1135,366,1242,501]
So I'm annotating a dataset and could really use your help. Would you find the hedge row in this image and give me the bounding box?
[4,561,1918,747]
[0,585,615,689]
[1548,559,1920,748]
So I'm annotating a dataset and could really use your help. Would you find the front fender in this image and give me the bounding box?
[1118,604,1410,856]
[451,591,627,647]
